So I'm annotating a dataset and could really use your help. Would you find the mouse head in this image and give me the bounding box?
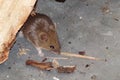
[38,25,61,54]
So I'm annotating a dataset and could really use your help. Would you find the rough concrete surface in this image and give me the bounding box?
[1,0,120,80]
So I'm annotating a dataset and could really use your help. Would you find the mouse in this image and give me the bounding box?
[22,13,61,56]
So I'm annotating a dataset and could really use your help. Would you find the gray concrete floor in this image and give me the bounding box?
[1,0,120,80]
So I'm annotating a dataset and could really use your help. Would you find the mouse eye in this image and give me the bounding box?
[50,45,54,49]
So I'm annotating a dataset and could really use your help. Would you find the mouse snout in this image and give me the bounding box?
[49,45,60,54]
[54,49,61,54]
[52,49,61,54]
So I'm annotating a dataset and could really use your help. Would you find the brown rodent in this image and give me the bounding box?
[22,13,61,56]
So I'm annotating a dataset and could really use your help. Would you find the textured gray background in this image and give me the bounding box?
[1,0,120,80]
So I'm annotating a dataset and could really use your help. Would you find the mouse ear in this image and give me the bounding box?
[39,32,48,42]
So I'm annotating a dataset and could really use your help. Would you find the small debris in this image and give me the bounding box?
[113,18,119,21]
[26,60,53,71]
[91,75,97,80]
[105,59,107,62]
[18,48,29,56]
[85,3,89,6]
[79,71,86,75]
[32,78,35,80]
[53,76,60,80]
[26,59,76,73]
[57,66,76,73]
[61,52,101,60]
[28,56,31,59]
[66,28,69,31]
[46,57,68,60]
[85,64,90,68]
[13,62,16,65]
[30,74,33,77]
[8,66,11,69]
[106,46,109,50]
[78,51,85,55]
[68,41,72,44]
[6,75,9,78]
[101,6,110,14]
[102,31,113,36]
[52,59,60,68]
[79,16,83,20]
[41,58,48,62]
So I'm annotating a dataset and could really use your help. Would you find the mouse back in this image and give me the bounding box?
[22,13,61,54]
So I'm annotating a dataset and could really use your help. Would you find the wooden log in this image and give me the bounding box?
[0,0,36,64]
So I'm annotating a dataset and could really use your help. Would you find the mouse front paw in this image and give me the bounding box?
[38,51,44,57]
[36,47,44,57]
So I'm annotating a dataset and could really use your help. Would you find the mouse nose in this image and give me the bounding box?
[52,49,61,54]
